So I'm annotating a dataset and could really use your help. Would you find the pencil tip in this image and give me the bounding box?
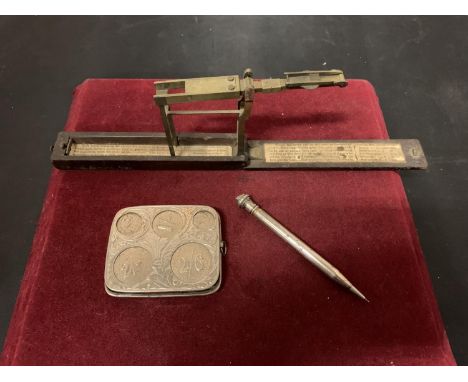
[330,269,369,302]
[349,285,369,302]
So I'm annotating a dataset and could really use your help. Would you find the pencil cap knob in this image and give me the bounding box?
[236,194,258,213]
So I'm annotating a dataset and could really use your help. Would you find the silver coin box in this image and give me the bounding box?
[104,205,224,297]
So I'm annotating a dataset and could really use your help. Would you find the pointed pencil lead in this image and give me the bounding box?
[349,285,369,302]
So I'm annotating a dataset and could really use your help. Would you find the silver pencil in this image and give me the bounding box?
[236,194,368,302]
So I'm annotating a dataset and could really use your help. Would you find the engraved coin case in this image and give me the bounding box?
[104,205,224,297]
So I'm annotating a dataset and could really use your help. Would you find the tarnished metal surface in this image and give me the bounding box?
[263,142,405,163]
[104,205,224,297]
[247,139,427,169]
[69,142,233,157]
[52,132,427,170]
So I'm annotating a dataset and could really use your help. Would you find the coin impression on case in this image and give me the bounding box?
[104,205,225,297]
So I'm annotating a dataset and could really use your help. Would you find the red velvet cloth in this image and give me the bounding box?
[1,79,455,365]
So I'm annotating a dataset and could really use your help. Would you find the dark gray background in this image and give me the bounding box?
[0,16,467,364]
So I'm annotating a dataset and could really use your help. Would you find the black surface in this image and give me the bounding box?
[0,16,467,364]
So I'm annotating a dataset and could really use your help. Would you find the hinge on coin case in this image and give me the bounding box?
[50,68,428,170]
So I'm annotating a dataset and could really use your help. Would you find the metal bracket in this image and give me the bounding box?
[153,68,347,159]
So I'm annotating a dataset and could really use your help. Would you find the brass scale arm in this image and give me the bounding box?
[153,69,347,157]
